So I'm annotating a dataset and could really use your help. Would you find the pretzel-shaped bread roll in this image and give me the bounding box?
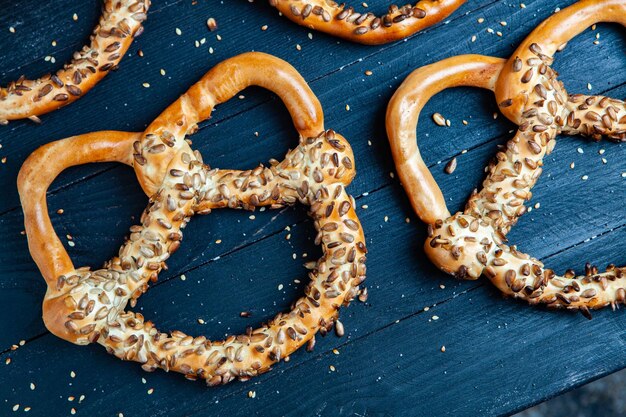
[1,0,149,124]
[388,0,626,316]
[269,0,465,44]
[19,52,367,384]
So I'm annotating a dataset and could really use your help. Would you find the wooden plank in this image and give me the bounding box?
[0,189,623,415]
[0,0,625,415]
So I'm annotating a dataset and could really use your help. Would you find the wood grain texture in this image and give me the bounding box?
[0,0,624,415]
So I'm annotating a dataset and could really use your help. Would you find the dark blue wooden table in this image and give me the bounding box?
[1,1,624,415]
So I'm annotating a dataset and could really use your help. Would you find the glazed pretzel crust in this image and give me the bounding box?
[387,0,626,314]
[269,0,465,45]
[19,52,367,385]
[0,0,149,124]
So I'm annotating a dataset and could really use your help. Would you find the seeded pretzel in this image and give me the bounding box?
[0,0,149,124]
[269,0,465,45]
[387,0,626,315]
[18,52,366,384]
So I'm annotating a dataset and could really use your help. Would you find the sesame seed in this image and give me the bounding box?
[142,83,150,88]
[329,365,336,372]
[441,346,446,352]
[9,26,15,33]
[477,17,484,23]
[581,175,589,181]
[147,388,154,395]
[160,69,166,76]
[72,13,78,21]
[175,28,182,35]
[365,70,372,76]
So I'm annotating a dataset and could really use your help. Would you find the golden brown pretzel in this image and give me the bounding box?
[269,0,465,45]
[18,52,367,385]
[387,0,626,315]
[0,0,149,124]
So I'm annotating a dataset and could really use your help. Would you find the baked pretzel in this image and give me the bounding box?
[0,0,150,124]
[268,0,465,45]
[387,0,626,315]
[18,52,367,384]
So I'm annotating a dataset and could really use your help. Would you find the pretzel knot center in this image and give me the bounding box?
[424,40,626,311]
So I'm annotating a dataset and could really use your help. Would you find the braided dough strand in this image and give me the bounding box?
[0,0,149,124]
[388,0,626,313]
[269,0,465,45]
[19,53,366,385]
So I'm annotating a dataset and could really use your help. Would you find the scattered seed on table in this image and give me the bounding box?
[207,18,218,31]
[445,157,457,174]
[432,113,446,126]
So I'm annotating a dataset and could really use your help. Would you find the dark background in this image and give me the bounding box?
[1,0,624,415]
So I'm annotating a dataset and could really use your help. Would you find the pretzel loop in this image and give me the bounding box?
[133,53,325,195]
[269,0,466,45]
[388,0,626,313]
[20,53,366,385]
[0,0,150,124]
